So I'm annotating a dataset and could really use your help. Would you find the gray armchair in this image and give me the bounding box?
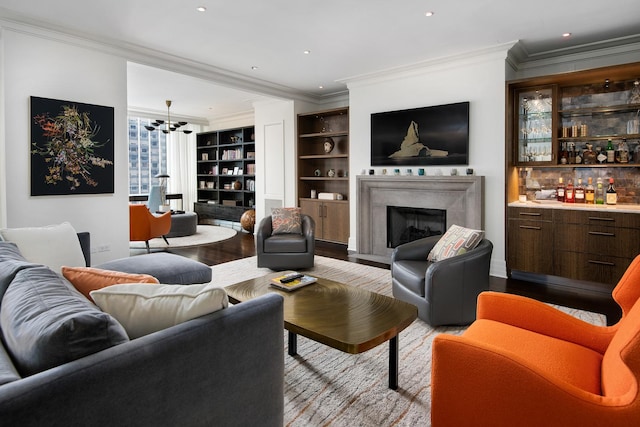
[391,235,493,326]
[256,214,315,270]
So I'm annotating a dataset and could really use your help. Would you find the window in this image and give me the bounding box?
[128,117,167,195]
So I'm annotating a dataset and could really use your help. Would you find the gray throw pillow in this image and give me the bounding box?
[0,266,129,376]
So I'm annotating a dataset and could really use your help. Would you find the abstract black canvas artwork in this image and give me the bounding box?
[30,96,114,196]
[371,102,469,166]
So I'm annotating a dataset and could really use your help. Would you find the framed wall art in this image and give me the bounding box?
[30,96,114,196]
[370,101,470,166]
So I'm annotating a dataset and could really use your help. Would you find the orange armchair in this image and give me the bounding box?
[431,255,640,426]
[129,204,171,253]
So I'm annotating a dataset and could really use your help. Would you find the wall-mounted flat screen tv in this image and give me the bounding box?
[370,101,469,166]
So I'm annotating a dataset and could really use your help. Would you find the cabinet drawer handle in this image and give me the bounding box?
[588,260,615,267]
[519,225,541,230]
[588,231,615,237]
[519,212,541,217]
[588,216,615,222]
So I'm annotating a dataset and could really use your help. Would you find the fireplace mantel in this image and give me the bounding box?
[356,175,484,263]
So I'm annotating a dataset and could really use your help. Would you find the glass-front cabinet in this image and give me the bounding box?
[511,64,640,168]
[515,86,555,165]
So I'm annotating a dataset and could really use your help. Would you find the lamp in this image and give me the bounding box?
[145,100,192,134]
[155,173,170,212]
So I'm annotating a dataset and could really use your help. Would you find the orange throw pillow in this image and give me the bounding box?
[62,266,159,302]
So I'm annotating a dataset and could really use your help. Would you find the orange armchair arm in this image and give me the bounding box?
[476,291,615,354]
[149,211,171,238]
[431,334,640,427]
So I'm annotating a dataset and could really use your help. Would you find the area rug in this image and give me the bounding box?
[210,256,606,427]
[130,225,236,250]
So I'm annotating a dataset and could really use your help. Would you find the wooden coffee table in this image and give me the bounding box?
[225,272,417,390]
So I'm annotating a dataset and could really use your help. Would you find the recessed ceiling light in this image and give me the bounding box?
[425,11,434,17]
[562,32,571,38]
[251,66,259,70]
[196,6,207,12]
[303,50,311,55]
[318,85,324,89]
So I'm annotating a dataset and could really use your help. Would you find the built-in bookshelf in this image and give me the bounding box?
[195,126,255,222]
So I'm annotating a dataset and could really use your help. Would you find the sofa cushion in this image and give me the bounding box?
[271,207,302,235]
[263,234,307,253]
[91,283,228,339]
[96,252,212,285]
[0,222,86,272]
[61,266,159,302]
[0,242,39,306]
[0,266,129,376]
[427,224,484,262]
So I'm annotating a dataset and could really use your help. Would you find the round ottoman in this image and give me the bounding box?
[166,211,198,238]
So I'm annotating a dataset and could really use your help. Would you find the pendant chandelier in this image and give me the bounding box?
[144,100,192,134]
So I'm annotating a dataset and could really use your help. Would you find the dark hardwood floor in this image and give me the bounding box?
[162,232,621,325]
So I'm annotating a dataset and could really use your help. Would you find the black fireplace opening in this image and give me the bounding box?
[387,206,446,248]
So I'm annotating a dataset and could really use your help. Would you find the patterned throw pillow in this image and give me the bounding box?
[427,224,484,262]
[271,207,303,235]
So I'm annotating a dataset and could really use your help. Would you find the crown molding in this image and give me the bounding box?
[0,9,333,106]
[338,42,516,89]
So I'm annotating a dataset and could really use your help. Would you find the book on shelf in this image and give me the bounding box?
[270,273,317,291]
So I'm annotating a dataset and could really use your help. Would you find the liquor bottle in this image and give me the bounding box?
[606,178,617,205]
[567,142,576,164]
[606,139,615,163]
[556,177,565,202]
[596,146,607,164]
[575,178,585,203]
[595,177,605,204]
[560,142,568,164]
[617,139,629,163]
[585,177,595,204]
[565,179,575,203]
[583,143,596,165]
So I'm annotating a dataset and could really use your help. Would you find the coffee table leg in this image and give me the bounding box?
[389,335,398,390]
[288,331,298,356]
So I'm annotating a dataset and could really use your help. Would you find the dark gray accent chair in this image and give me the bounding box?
[391,235,493,326]
[256,214,315,270]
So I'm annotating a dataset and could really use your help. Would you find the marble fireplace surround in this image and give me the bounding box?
[356,175,484,263]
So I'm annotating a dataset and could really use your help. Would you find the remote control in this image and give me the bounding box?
[280,273,304,283]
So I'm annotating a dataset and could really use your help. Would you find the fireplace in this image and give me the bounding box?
[387,206,445,248]
[356,175,484,263]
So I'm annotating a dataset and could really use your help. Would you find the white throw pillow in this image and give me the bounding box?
[90,283,229,339]
[0,222,86,272]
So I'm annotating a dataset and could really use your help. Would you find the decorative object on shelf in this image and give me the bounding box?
[394,169,400,176]
[323,137,334,154]
[327,169,336,178]
[450,168,458,176]
[310,189,317,199]
[314,169,322,177]
[406,169,413,175]
[369,169,374,175]
[466,168,474,175]
[629,79,640,104]
[382,169,387,175]
[240,209,256,234]
[229,136,241,143]
[144,100,192,134]
[418,168,425,176]
[232,180,242,190]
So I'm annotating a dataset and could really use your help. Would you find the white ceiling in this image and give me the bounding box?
[1,0,640,121]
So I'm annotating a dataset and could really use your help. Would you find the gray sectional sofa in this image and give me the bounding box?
[0,239,285,426]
